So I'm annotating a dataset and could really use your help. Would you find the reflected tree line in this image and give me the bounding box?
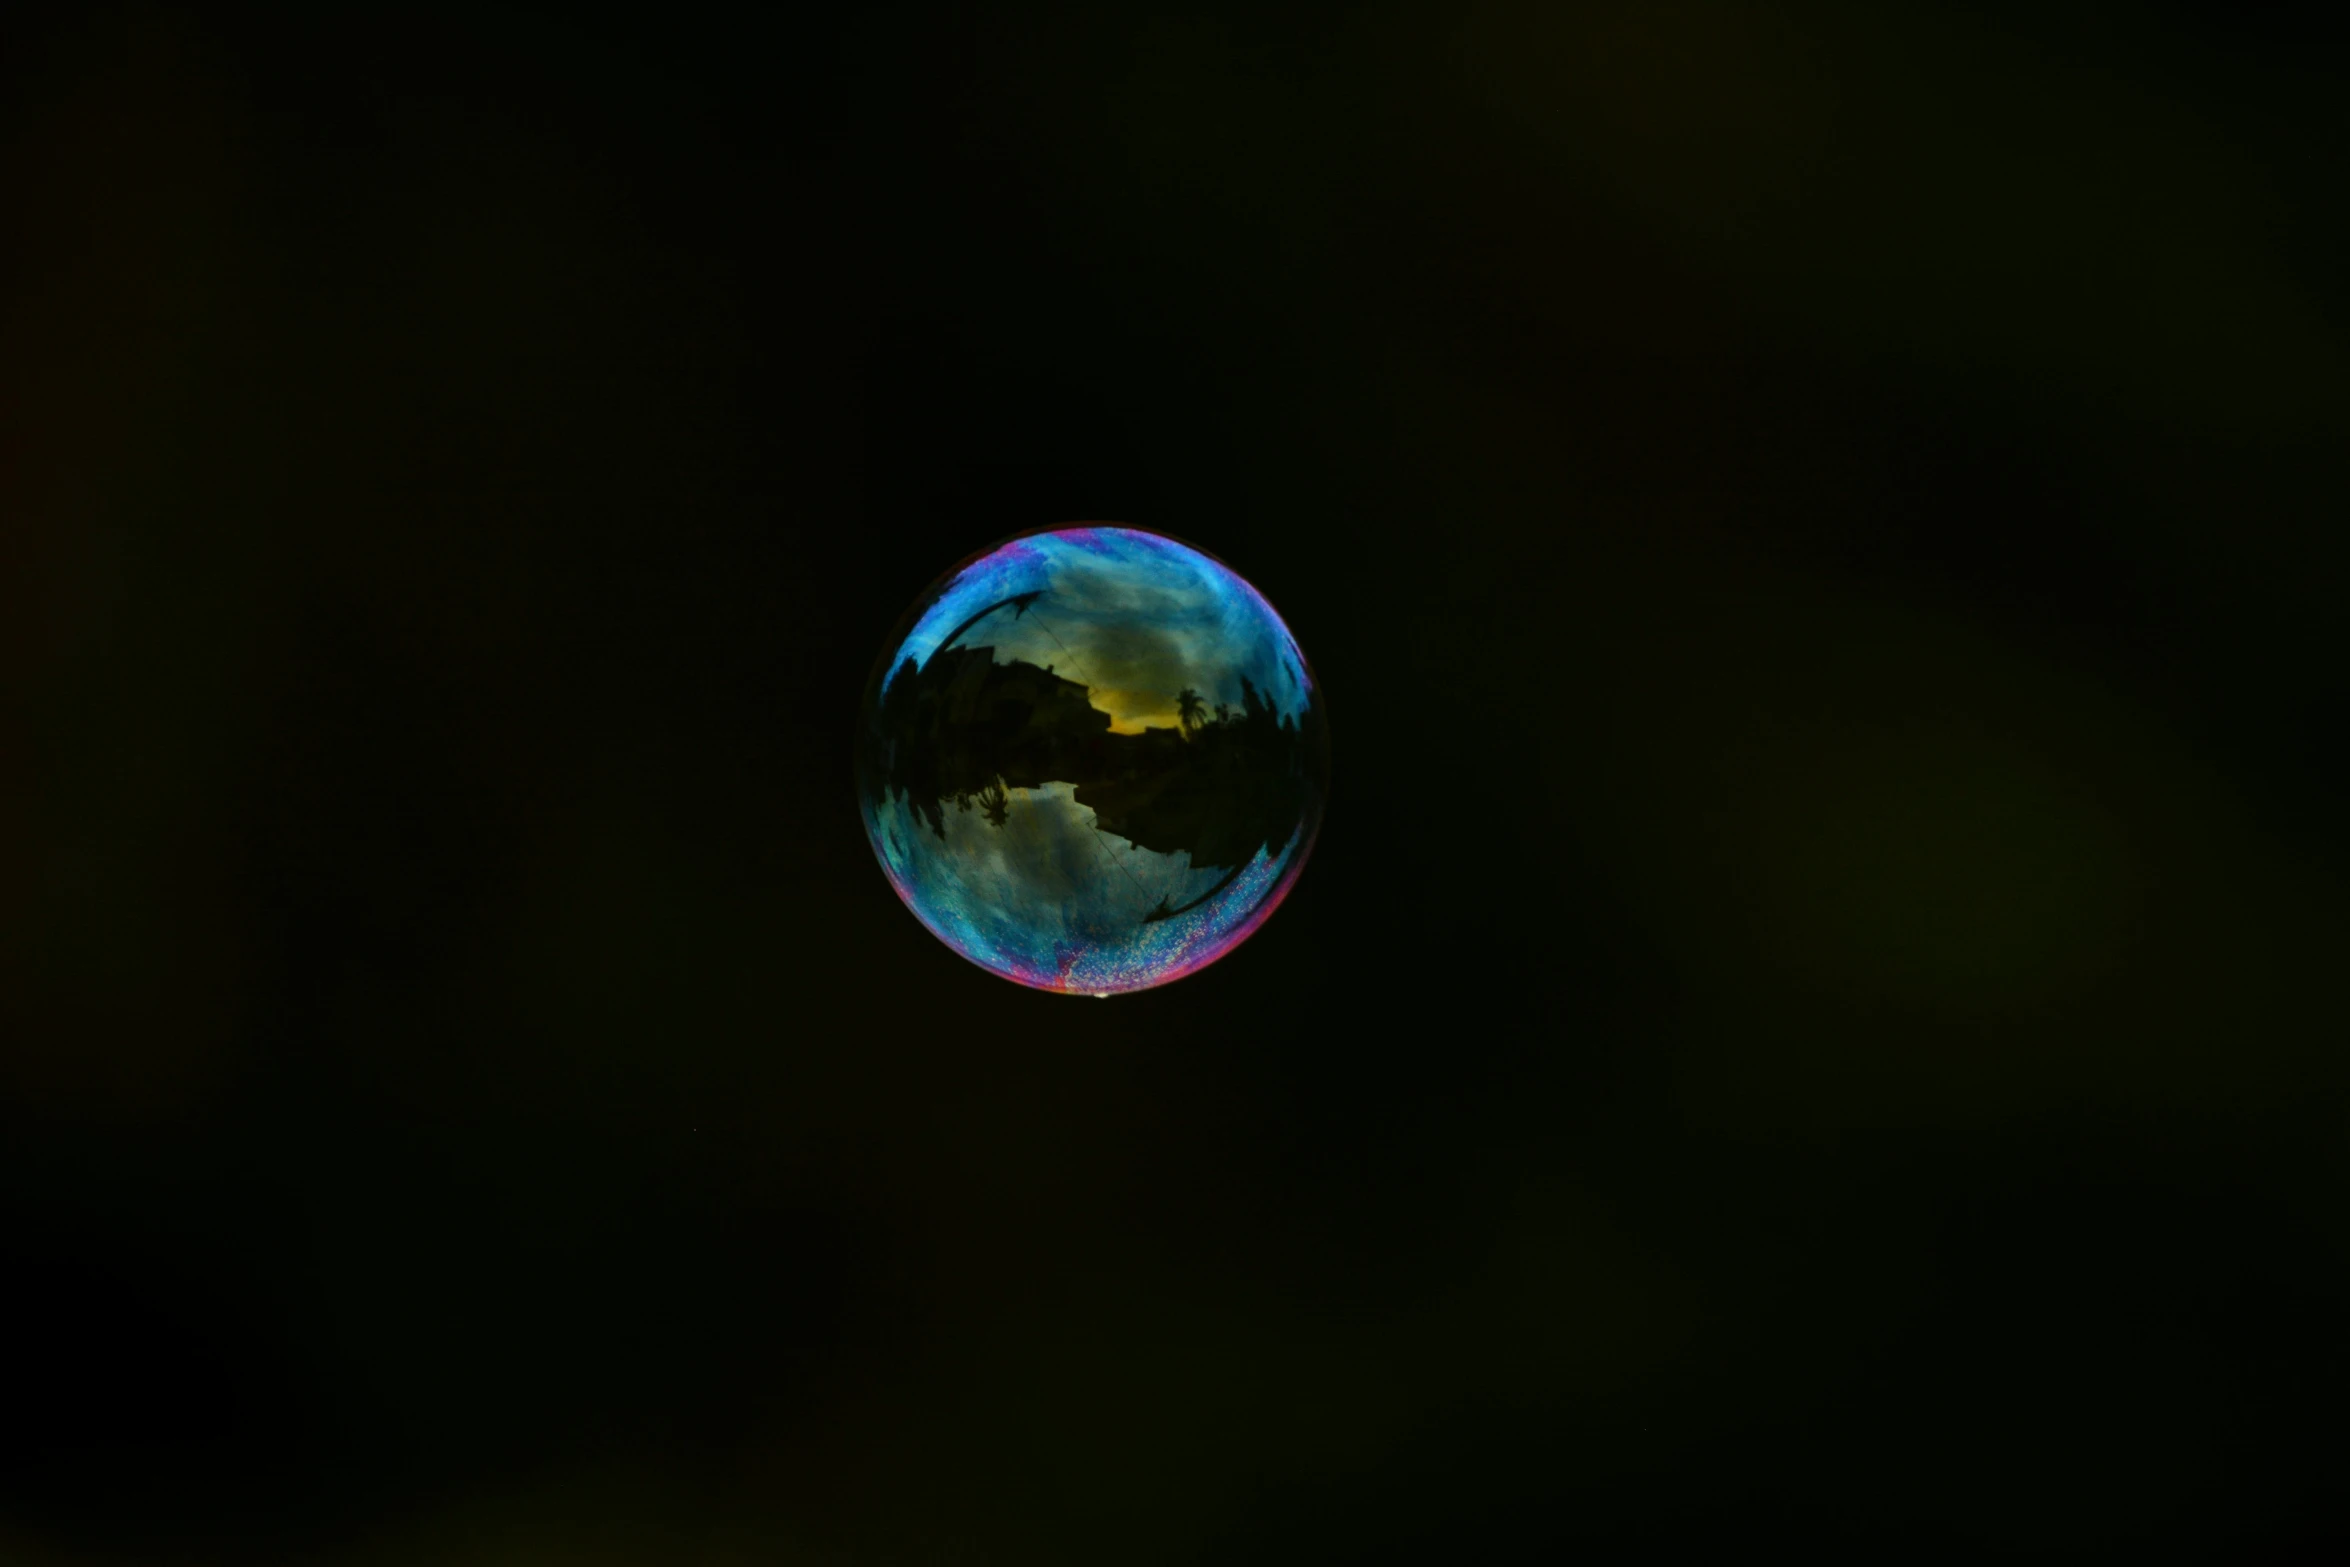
[860,594,1326,925]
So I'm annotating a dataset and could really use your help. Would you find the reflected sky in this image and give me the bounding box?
[890,527,1313,735]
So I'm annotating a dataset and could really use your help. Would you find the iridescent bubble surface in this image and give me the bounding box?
[857,526,1328,994]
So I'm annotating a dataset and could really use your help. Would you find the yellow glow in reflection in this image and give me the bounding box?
[1092,688,1183,735]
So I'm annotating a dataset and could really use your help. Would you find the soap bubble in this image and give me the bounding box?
[856,525,1329,994]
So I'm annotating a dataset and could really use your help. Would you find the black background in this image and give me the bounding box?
[5,2,2348,1560]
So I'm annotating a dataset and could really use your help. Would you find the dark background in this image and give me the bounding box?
[4,2,2348,1560]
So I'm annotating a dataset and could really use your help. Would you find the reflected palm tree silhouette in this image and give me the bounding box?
[1176,688,1205,734]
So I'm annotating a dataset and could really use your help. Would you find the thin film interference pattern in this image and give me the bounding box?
[861,526,1321,994]
[1054,840,1296,995]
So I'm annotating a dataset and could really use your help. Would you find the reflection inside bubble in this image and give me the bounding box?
[856,526,1329,994]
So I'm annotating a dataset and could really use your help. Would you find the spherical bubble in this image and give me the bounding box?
[856,525,1329,995]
